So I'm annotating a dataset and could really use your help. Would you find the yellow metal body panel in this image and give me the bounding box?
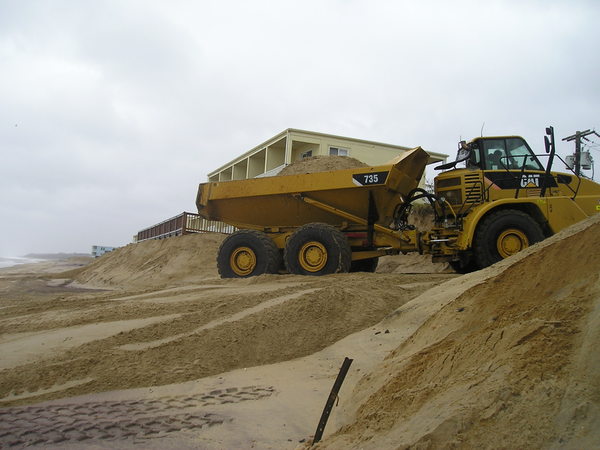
[452,198,544,249]
[197,147,428,232]
[434,167,600,252]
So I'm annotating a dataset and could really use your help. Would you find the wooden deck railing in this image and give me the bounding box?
[136,212,235,242]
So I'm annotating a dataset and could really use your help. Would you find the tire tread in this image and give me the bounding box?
[473,209,544,269]
[217,230,280,278]
[284,223,351,275]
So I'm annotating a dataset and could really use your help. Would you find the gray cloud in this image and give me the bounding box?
[1,0,599,255]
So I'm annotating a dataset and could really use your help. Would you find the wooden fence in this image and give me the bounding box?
[135,212,235,242]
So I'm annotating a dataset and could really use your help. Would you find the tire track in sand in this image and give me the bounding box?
[118,288,322,351]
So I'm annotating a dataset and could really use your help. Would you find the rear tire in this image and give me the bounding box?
[350,257,379,273]
[217,230,281,278]
[473,209,544,269]
[284,223,351,276]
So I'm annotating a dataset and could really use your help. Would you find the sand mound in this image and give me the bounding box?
[377,253,451,274]
[67,233,226,289]
[318,214,600,449]
[408,203,435,230]
[278,155,367,176]
[0,270,453,406]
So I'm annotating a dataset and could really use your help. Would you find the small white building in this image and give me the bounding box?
[207,128,447,182]
[91,245,116,258]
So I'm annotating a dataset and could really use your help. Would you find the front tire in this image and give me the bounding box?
[284,223,351,276]
[473,209,544,269]
[217,230,280,278]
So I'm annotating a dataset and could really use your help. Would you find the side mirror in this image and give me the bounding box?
[457,147,470,161]
[544,136,551,153]
[434,143,471,171]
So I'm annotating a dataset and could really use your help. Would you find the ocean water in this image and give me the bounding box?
[0,256,45,269]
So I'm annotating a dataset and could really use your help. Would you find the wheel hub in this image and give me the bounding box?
[299,241,328,272]
[497,229,529,258]
[230,246,256,276]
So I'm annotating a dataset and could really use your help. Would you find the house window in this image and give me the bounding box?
[329,146,349,156]
[301,150,313,159]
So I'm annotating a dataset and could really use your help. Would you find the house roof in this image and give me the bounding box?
[208,128,448,176]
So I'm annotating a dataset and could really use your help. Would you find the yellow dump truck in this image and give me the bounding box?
[196,126,600,277]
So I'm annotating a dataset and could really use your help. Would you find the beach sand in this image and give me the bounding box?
[0,216,599,448]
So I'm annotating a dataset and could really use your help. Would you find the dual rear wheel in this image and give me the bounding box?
[217,230,280,278]
[284,223,351,276]
[217,223,353,278]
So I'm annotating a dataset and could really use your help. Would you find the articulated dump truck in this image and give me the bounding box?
[196,126,600,277]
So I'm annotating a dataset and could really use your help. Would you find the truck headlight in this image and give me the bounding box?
[441,189,462,205]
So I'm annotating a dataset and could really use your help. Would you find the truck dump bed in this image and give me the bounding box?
[196,147,429,230]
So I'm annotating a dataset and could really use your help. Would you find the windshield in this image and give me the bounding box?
[481,138,544,171]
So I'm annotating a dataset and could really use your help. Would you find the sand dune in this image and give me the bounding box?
[0,214,598,448]
[318,213,600,449]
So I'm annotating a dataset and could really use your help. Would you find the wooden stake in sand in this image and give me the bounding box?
[312,357,354,445]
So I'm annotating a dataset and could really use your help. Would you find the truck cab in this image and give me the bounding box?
[468,136,543,171]
[431,128,600,270]
[434,135,547,211]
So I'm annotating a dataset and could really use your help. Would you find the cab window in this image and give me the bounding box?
[482,139,507,170]
[506,138,544,171]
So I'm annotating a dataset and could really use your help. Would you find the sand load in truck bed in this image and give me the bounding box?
[196,147,429,230]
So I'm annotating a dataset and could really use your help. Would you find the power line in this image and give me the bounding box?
[582,135,600,151]
[562,129,600,176]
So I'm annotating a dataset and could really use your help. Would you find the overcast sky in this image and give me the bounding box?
[1,0,599,256]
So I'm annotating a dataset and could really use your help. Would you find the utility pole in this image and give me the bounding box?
[562,129,599,176]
